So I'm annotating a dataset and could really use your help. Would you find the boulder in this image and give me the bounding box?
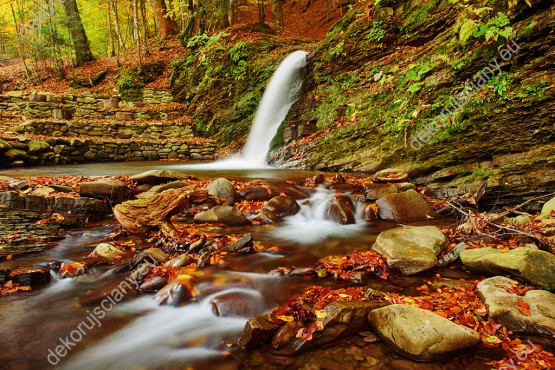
[194,205,249,226]
[267,181,314,199]
[460,246,555,290]
[364,186,399,201]
[79,179,129,204]
[220,233,255,254]
[372,226,448,275]
[368,304,481,361]
[238,185,272,201]
[373,168,409,183]
[542,196,555,218]
[166,254,194,268]
[131,247,168,267]
[326,194,356,224]
[253,195,301,224]
[31,186,56,196]
[153,278,194,306]
[477,276,555,336]
[362,203,379,221]
[90,243,127,262]
[206,178,236,205]
[130,169,191,184]
[139,276,167,292]
[136,181,189,199]
[376,189,436,221]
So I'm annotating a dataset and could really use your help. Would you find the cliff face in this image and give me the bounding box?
[273,0,555,210]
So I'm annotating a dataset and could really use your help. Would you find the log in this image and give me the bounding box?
[114,187,212,234]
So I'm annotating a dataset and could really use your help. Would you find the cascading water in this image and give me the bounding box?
[272,187,366,244]
[179,50,308,170]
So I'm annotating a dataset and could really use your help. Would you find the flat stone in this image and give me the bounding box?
[477,276,555,336]
[90,243,127,263]
[194,205,249,226]
[79,179,129,204]
[372,226,448,275]
[460,246,555,290]
[130,169,191,184]
[374,168,409,183]
[9,268,51,286]
[220,233,255,254]
[368,304,480,361]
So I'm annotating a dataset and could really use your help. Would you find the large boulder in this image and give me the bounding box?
[477,276,555,336]
[460,246,555,290]
[326,194,356,224]
[130,169,191,184]
[79,179,129,204]
[368,304,481,361]
[372,226,448,275]
[194,205,249,226]
[206,178,236,205]
[376,189,436,221]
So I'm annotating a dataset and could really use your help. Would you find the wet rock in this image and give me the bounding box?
[59,262,89,278]
[79,279,138,305]
[221,233,255,254]
[130,169,191,184]
[273,301,387,356]
[373,168,409,183]
[49,185,74,193]
[132,247,168,267]
[153,278,193,306]
[166,254,194,268]
[267,181,314,199]
[437,242,468,267]
[136,181,190,199]
[130,262,155,284]
[362,204,379,221]
[139,276,167,292]
[206,178,236,205]
[542,196,555,217]
[460,246,555,290]
[477,276,555,336]
[211,290,265,317]
[79,179,129,204]
[326,194,356,224]
[91,243,127,263]
[368,304,480,361]
[194,205,249,226]
[252,195,301,224]
[375,189,436,221]
[197,250,212,268]
[271,321,304,349]
[238,186,272,201]
[372,226,448,275]
[364,186,399,201]
[9,268,51,286]
[12,180,32,191]
[239,312,278,350]
[0,269,11,284]
[310,174,325,184]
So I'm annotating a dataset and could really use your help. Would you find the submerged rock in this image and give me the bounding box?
[375,189,435,221]
[460,246,555,290]
[326,194,356,224]
[477,276,555,336]
[194,205,249,226]
[206,177,236,205]
[368,304,481,361]
[372,226,448,275]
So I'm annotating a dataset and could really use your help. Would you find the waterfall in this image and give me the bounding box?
[179,50,308,170]
[241,50,308,166]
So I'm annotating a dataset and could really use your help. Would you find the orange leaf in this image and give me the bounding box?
[518,299,531,316]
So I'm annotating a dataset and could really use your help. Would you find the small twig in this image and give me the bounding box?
[490,191,555,222]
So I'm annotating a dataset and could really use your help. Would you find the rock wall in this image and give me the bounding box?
[0,137,216,167]
[13,120,194,140]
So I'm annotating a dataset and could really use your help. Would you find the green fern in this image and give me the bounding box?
[459,20,480,44]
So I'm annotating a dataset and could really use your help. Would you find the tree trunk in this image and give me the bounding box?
[218,0,230,29]
[271,0,284,27]
[257,0,266,24]
[140,0,150,56]
[132,0,142,68]
[148,0,176,39]
[62,0,94,66]
[228,0,235,26]
[108,0,125,50]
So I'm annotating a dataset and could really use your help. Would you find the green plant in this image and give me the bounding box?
[366,21,386,42]
[487,72,512,98]
[473,12,513,41]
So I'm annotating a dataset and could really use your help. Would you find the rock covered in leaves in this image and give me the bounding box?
[194,205,249,226]
[368,304,481,361]
[477,276,555,337]
[373,168,409,183]
[326,194,356,224]
[372,226,448,275]
[460,245,555,290]
[375,189,435,221]
[206,177,236,205]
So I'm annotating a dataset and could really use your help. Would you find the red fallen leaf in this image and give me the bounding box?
[518,299,531,316]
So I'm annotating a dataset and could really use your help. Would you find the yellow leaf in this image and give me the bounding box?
[277,315,295,323]
[315,310,327,319]
[337,293,350,298]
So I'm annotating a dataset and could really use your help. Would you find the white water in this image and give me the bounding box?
[179,50,308,170]
[63,288,255,370]
[272,187,366,244]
